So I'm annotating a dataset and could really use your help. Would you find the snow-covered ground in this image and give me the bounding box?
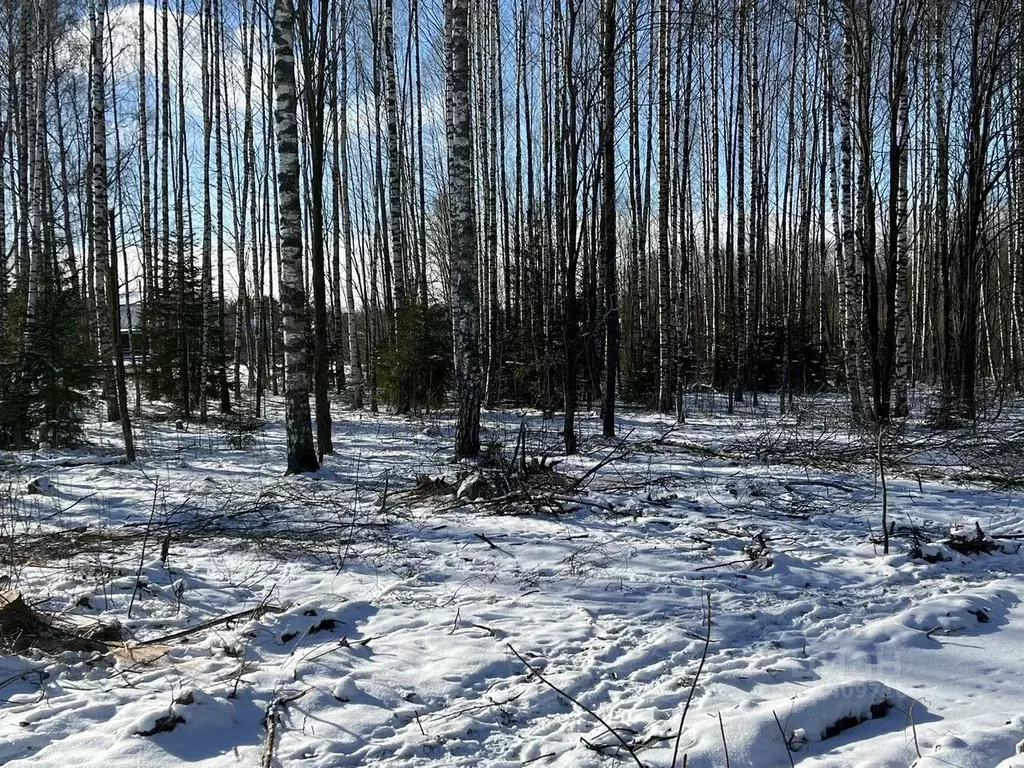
[1,396,1024,767]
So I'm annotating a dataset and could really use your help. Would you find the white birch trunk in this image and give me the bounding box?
[448,0,481,458]
[273,0,319,474]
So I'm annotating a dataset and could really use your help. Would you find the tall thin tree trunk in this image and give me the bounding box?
[656,0,672,413]
[91,0,118,422]
[340,0,363,409]
[213,0,230,413]
[273,0,319,474]
[449,0,481,458]
[200,0,213,423]
[840,0,863,418]
[108,212,136,461]
[601,0,618,437]
[300,0,333,456]
[383,0,410,413]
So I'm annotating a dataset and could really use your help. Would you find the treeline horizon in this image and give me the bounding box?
[0,0,1021,460]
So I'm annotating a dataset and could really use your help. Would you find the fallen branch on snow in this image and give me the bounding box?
[507,642,645,768]
[134,600,283,647]
[261,687,314,768]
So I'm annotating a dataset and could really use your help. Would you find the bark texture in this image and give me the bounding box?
[448,0,481,459]
[273,0,319,474]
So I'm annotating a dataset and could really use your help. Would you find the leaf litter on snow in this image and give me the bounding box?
[1,395,1024,766]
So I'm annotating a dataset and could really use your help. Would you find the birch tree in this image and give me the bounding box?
[91,0,134,458]
[448,0,481,458]
[273,0,319,474]
[90,0,117,422]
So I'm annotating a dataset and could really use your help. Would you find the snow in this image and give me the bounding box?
[1,396,1024,766]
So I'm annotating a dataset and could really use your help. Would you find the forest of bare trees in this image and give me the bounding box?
[0,0,1021,469]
